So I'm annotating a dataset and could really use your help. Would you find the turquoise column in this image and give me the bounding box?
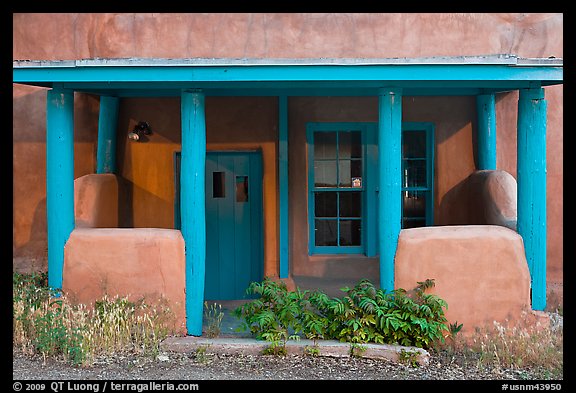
[278,96,289,279]
[476,94,497,170]
[378,88,403,292]
[181,90,207,336]
[46,88,75,290]
[517,88,547,311]
[96,96,119,174]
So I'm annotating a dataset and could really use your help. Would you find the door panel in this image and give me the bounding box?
[204,152,263,300]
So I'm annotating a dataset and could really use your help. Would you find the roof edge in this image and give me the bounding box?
[13,54,563,68]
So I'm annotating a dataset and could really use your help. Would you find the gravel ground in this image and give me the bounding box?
[13,313,564,382]
[12,348,560,381]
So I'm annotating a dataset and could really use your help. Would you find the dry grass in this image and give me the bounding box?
[436,313,563,380]
[13,273,174,366]
[14,273,563,378]
[472,318,563,377]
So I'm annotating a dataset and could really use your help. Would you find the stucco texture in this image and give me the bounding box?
[74,173,119,228]
[63,228,187,334]
[13,13,563,308]
[395,225,533,333]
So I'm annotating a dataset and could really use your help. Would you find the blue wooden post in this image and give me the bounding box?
[476,94,497,170]
[517,88,547,311]
[46,88,75,290]
[96,96,119,174]
[181,90,207,336]
[278,96,289,279]
[378,88,402,292]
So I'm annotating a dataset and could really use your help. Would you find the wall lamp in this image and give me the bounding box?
[128,121,153,142]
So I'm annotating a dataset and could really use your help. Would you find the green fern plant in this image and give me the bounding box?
[235,277,449,350]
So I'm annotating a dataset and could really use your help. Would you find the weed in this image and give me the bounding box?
[304,344,320,357]
[398,349,420,368]
[349,342,367,357]
[194,345,211,363]
[203,302,224,338]
[470,318,563,379]
[13,273,174,366]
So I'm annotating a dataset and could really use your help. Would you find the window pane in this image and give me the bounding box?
[315,220,338,246]
[314,160,337,187]
[339,192,361,218]
[339,131,362,159]
[213,172,225,198]
[338,159,362,187]
[236,176,248,202]
[402,190,426,218]
[314,132,337,159]
[339,220,361,246]
[403,131,426,158]
[339,160,350,187]
[315,192,337,217]
[403,160,427,188]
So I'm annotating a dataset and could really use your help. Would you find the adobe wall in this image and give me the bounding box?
[13,13,563,307]
[74,173,119,228]
[395,225,535,333]
[63,228,187,334]
[442,169,518,229]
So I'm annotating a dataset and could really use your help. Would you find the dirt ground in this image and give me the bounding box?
[13,346,561,382]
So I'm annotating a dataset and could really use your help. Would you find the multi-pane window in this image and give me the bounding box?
[308,122,434,255]
[401,124,434,229]
[309,128,364,253]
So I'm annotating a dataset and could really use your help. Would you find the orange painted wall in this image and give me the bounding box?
[13,13,562,306]
[115,97,279,277]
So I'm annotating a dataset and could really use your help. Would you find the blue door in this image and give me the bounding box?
[204,152,263,300]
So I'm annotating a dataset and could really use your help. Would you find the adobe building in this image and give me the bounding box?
[13,13,563,336]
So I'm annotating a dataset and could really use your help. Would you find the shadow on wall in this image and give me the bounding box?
[13,88,100,144]
[116,177,177,229]
[439,169,517,228]
[13,198,48,273]
[13,88,99,273]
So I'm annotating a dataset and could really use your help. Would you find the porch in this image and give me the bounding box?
[12,55,563,336]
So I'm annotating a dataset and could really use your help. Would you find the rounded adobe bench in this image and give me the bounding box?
[395,225,534,334]
[63,228,186,334]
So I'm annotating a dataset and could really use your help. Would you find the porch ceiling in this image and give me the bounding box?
[13,54,563,97]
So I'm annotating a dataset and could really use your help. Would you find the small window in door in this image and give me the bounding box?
[236,176,248,202]
[213,172,225,198]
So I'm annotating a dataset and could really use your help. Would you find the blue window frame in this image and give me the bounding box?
[307,123,368,254]
[401,122,435,228]
[307,121,434,256]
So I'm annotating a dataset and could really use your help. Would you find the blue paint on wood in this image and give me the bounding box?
[517,88,547,311]
[306,122,366,255]
[217,154,236,296]
[401,122,436,227]
[476,94,497,170]
[204,152,263,300]
[278,96,289,278]
[378,88,403,293]
[57,85,540,98]
[46,88,75,290]
[249,153,265,287]
[13,64,563,86]
[180,90,207,336]
[204,156,219,296]
[365,123,378,257]
[96,96,119,174]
